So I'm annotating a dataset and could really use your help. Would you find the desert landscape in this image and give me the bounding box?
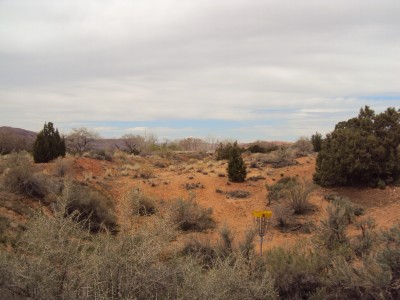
[1,1,400,299]
[0,118,399,299]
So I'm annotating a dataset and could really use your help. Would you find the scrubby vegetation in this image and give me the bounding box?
[314,106,400,187]
[215,141,244,160]
[0,190,399,299]
[1,152,47,198]
[171,196,215,231]
[126,187,157,216]
[1,117,400,299]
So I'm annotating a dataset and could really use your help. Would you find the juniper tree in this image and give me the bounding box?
[314,106,400,187]
[227,142,247,182]
[33,122,66,163]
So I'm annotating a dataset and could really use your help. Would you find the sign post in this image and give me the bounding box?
[251,210,272,255]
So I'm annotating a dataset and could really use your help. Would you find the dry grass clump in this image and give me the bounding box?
[126,187,157,216]
[183,182,204,190]
[290,136,313,157]
[83,149,113,161]
[267,176,298,205]
[267,177,314,214]
[171,197,215,231]
[135,164,154,179]
[286,181,315,214]
[248,175,266,181]
[51,157,73,177]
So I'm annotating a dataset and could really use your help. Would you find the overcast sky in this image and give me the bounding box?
[1,0,399,141]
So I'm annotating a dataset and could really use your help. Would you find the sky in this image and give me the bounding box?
[1,0,399,142]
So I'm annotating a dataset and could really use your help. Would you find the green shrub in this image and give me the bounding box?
[327,196,363,223]
[317,202,350,250]
[171,197,215,231]
[314,106,400,187]
[351,217,376,257]
[377,224,400,293]
[247,144,266,153]
[33,122,66,163]
[311,132,323,152]
[215,142,244,160]
[286,181,315,214]
[227,142,247,182]
[266,176,298,205]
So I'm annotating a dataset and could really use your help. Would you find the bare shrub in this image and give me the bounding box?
[323,256,394,299]
[51,157,73,177]
[226,190,251,199]
[66,127,99,154]
[0,205,279,299]
[183,182,204,190]
[2,164,46,199]
[171,197,215,231]
[291,136,313,157]
[273,202,295,231]
[181,238,218,269]
[127,187,156,216]
[238,228,257,260]
[62,181,118,233]
[179,255,277,299]
[266,246,324,299]
[137,164,154,179]
[217,226,234,257]
[248,175,266,181]
[83,149,113,161]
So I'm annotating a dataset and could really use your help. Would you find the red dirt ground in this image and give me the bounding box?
[68,154,400,251]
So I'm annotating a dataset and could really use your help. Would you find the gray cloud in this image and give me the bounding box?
[0,0,399,140]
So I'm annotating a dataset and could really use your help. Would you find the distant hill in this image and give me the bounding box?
[0,126,37,140]
[0,126,37,153]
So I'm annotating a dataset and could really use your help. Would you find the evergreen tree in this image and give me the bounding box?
[227,142,247,182]
[311,132,323,152]
[314,106,400,187]
[33,122,66,163]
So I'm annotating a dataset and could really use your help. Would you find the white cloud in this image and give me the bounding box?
[0,0,399,140]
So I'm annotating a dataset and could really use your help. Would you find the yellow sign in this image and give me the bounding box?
[252,210,272,218]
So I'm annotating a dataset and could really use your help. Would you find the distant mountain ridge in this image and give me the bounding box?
[0,126,37,140]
